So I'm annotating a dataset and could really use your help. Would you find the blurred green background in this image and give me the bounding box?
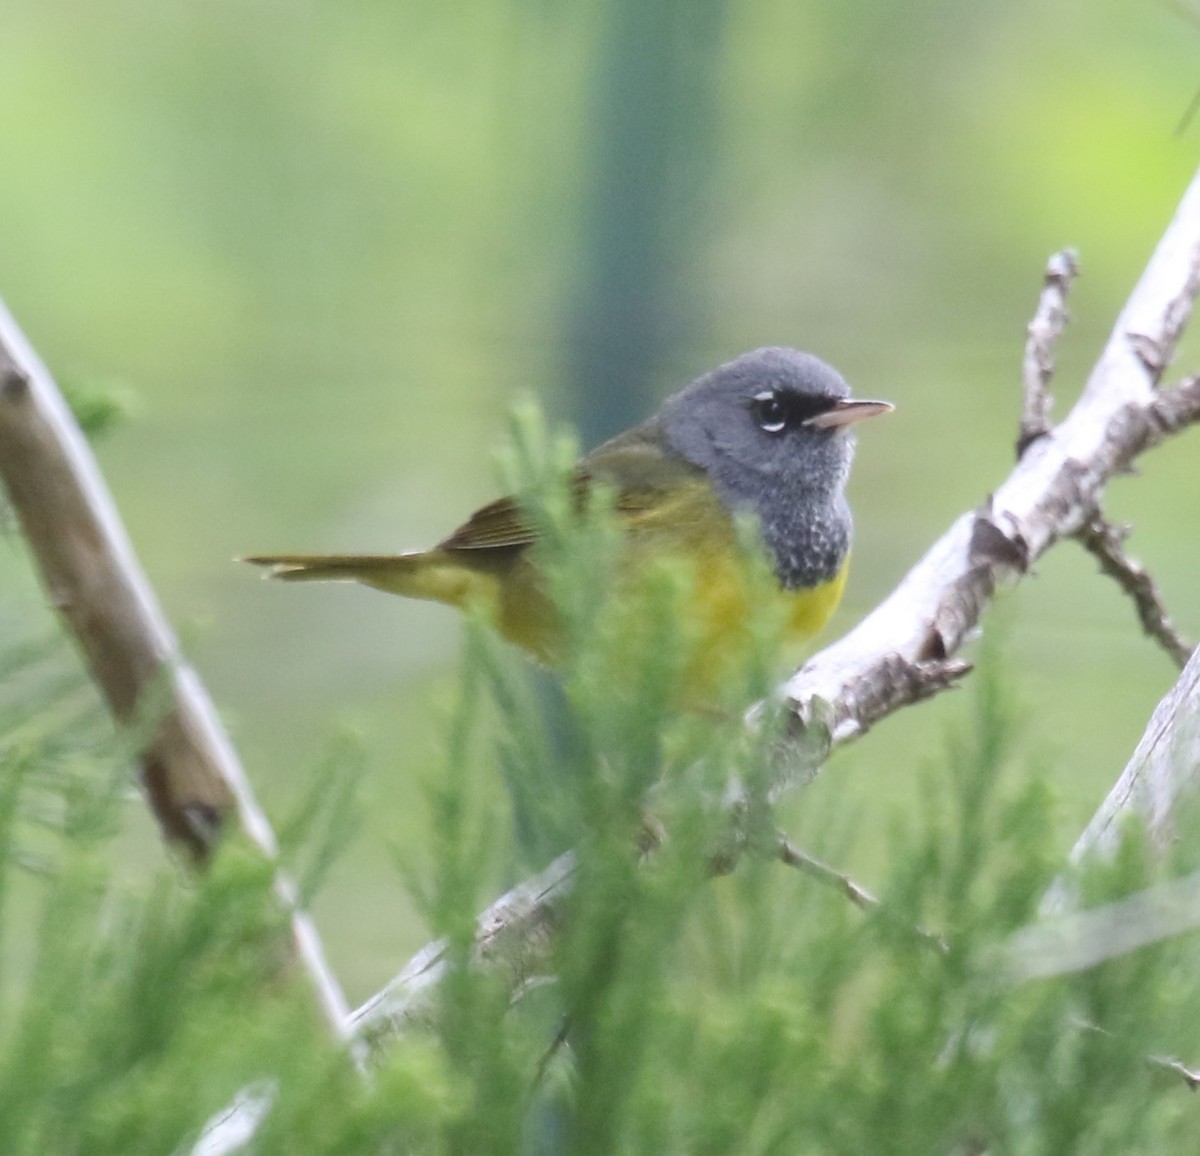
[1,0,1199,1002]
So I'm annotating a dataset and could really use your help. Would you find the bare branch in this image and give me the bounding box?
[777,836,880,911]
[1008,866,1200,981]
[780,168,1200,757]
[0,299,352,1041]
[192,1084,277,1156]
[1018,248,1079,456]
[1036,634,1200,912]
[352,851,575,1044]
[1075,513,1193,668]
[1002,644,1200,1095]
[1150,1054,1200,1091]
[778,836,950,952]
[358,164,1200,1049]
[1069,1019,1200,1094]
[1067,639,1200,871]
[0,346,231,858]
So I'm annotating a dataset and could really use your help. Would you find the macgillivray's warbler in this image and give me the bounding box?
[245,347,891,688]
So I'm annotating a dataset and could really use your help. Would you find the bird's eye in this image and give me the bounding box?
[752,391,788,434]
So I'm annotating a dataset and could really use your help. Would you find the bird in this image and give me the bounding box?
[245,347,890,692]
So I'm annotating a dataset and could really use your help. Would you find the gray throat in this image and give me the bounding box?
[759,493,851,591]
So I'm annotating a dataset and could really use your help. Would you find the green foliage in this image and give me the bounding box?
[2,0,1196,1006]
[2,413,1200,1153]
[386,412,1200,1153]
[58,377,133,441]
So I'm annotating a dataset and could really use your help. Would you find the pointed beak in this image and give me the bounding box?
[803,398,894,431]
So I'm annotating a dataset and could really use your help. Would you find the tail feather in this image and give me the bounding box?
[242,553,418,583]
[242,551,485,608]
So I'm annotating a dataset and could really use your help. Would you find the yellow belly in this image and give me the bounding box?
[690,549,847,651]
[346,492,850,701]
[479,538,849,704]
[677,547,848,701]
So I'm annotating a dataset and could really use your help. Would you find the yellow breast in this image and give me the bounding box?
[392,485,851,701]
[679,544,849,699]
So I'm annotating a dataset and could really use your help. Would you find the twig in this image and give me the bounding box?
[778,835,950,952]
[1167,0,1200,138]
[1018,249,1079,456]
[970,852,1200,1101]
[191,1083,277,1156]
[1075,512,1193,668]
[1067,1018,1200,1095]
[0,299,353,1043]
[1150,1054,1200,1091]
[533,1017,572,1091]
[777,836,880,911]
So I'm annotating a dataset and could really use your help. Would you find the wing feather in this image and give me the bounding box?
[437,426,710,552]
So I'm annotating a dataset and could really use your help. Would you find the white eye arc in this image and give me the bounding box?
[752,390,787,434]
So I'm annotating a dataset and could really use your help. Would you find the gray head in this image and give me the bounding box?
[660,347,890,589]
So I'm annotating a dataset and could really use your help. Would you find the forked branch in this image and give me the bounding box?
[1075,512,1193,668]
[780,171,1200,756]
[1018,247,1079,455]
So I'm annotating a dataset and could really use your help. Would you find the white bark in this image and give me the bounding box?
[0,300,353,1043]
[780,168,1200,751]
[1071,645,1200,863]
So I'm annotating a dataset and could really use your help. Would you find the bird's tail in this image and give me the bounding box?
[242,551,480,607]
[243,552,421,581]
